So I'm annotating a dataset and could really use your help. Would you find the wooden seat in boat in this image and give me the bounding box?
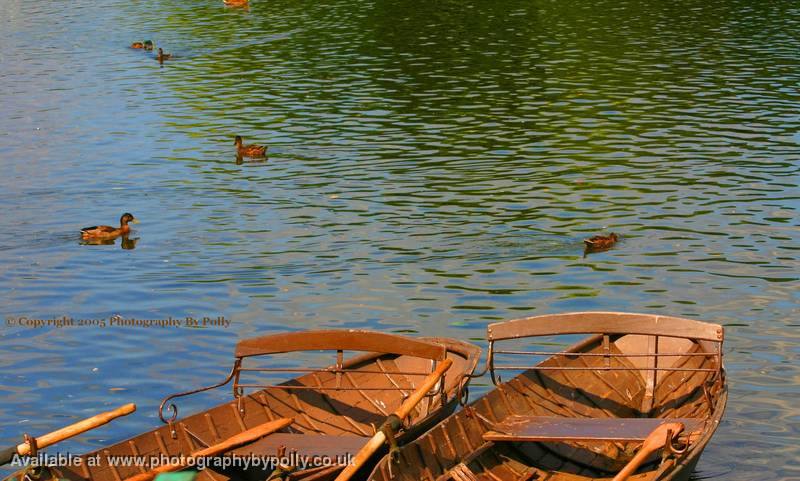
[230,432,369,459]
[483,415,704,442]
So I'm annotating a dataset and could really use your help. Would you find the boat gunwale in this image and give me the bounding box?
[487,311,724,343]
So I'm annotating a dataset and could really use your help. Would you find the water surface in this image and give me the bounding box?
[1,0,798,479]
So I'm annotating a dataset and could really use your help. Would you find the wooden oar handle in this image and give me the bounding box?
[0,404,136,466]
[333,358,454,481]
[612,422,684,481]
[123,417,293,481]
[396,359,453,420]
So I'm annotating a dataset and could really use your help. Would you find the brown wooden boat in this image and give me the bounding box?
[9,330,480,481]
[366,312,727,481]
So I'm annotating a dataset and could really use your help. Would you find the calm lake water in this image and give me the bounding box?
[1,0,798,478]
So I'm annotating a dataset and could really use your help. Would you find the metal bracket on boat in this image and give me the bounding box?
[457,377,471,406]
[462,340,495,389]
[18,435,45,481]
[702,377,721,415]
[266,446,296,481]
[662,427,688,459]
[487,341,502,385]
[158,361,240,424]
[438,368,448,408]
[23,434,38,458]
[19,465,49,481]
[380,414,403,464]
[237,395,246,417]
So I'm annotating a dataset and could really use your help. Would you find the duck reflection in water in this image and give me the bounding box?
[235,153,268,165]
[81,234,139,250]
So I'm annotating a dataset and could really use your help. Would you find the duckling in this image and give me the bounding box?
[583,233,619,253]
[157,48,172,64]
[81,213,138,240]
[234,135,267,157]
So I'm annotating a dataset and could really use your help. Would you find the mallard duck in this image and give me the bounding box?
[584,233,619,252]
[234,135,267,157]
[131,40,154,50]
[81,213,138,239]
[157,48,172,64]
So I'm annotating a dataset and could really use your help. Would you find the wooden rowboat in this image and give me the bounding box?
[367,312,727,481]
[8,330,480,481]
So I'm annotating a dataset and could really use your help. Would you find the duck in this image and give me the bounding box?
[130,40,154,50]
[583,233,619,252]
[81,213,138,240]
[234,135,267,157]
[157,48,172,64]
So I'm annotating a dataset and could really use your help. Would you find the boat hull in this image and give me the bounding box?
[6,335,480,481]
[367,315,727,481]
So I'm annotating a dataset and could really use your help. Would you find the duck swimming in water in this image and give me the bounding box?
[157,48,172,64]
[234,135,267,157]
[583,232,619,254]
[81,213,138,240]
[131,40,154,50]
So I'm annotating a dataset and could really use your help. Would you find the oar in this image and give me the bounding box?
[612,422,684,481]
[0,403,136,466]
[124,417,293,481]
[334,358,453,481]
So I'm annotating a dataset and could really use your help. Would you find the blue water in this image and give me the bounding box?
[1,0,798,479]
